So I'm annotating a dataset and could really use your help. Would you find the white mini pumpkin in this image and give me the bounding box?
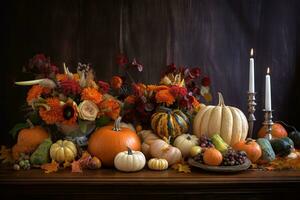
[114,148,146,172]
[173,134,199,157]
[148,158,168,171]
[50,140,77,163]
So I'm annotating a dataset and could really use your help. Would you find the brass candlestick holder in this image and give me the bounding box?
[263,109,274,140]
[247,92,256,138]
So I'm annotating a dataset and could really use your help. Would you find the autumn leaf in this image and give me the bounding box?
[63,161,71,168]
[71,160,82,173]
[41,160,59,173]
[0,146,14,164]
[172,163,191,173]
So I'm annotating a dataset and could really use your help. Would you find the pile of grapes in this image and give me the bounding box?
[13,153,31,170]
[222,149,247,166]
[199,136,215,148]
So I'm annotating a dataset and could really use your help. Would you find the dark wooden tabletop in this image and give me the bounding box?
[1,166,300,200]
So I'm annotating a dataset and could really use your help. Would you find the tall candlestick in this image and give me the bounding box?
[265,68,272,111]
[249,48,255,93]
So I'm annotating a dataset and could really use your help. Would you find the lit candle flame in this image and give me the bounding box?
[250,48,254,57]
[267,67,270,74]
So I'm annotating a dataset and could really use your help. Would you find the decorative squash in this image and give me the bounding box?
[114,148,146,172]
[149,139,182,165]
[138,130,160,159]
[12,123,49,160]
[189,146,202,157]
[88,117,141,166]
[50,140,77,163]
[257,123,288,139]
[203,148,223,166]
[173,134,199,157]
[256,138,275,163]
[270,139,293,157]
[233,139,262,163]
[151,107,189,140]
[211,134,229,153]
[147,158,168,171]
[193,92,248,146]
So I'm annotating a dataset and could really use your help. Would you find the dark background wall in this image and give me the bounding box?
[1,0,299,145]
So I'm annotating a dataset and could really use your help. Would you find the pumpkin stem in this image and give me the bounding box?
[245,138,254,144]
[217,92,225,106]
[187,135,191,140]
[26,119,34,128]
[127,147,133,155]
[113,116,122,131]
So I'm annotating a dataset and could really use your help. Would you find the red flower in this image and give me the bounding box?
[201,76,211,86]
[189,67,201,78]
[163,63,177,76]
[60,79,81,96]
[116,54,129,67]
[170,86,187,98]
[98,81,110,93]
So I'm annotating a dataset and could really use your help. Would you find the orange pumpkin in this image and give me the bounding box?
[88,117,141,166]
[203,148,223,166]
[257,123,288,139]
[233,139,262,163]
[12,125,49,160]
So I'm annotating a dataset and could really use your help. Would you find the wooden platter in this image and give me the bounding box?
[188,157,252,173]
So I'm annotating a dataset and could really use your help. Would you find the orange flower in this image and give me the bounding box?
[26,85,51,105]
[62,100,78,125]
[99,98,121,120]
[191,96,201,109]
[124,95,136,104]
[56,73,80,82]
[111,76,123,89]
[39,98,64,124]
[81,87,102,104]
[155,89,175,106]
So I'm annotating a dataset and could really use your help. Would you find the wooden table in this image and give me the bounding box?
[1,166,300,200]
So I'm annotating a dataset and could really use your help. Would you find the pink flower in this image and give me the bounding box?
[130,58,144,72]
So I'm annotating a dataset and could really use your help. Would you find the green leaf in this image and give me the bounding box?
[78,120,88,133]
[9,123,29,139]
[95,116,111,128]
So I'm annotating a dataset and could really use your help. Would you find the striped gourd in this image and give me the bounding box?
[151,107,189,139]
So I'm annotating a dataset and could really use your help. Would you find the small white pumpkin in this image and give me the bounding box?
[50,140,77,163]
[114,148,146,172]
[173,134,199,157]
[148,158,168,171]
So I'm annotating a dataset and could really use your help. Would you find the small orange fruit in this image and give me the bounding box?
[203,148,223,166]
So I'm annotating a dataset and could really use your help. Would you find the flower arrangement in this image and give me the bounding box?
[15,54,122,145]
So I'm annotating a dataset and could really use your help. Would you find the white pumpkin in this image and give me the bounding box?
[50,140,77,163]
[138,130,160,159]
[150,139,182,165]
[173,134,199,157]
[148,158,168,171]
[193,92,248,146]
[114,148,146,172]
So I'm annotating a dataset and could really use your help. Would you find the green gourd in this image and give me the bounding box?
[270,138,293,157]
[257,138,275,163]
[30,138,52,165]
[211,134,229,153]
[277,121,300,148]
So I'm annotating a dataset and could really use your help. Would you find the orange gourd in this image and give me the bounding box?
[257,123,288,139]
[12,123,49,160]
[203,148,223,166]
[233,139,262,163]
[88,117,141,166]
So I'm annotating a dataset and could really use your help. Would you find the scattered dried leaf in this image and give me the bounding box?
[71,160,82,173]
[63,161,71,168]
[172,160,191,173]
[0,146,14,164]
[41,160,59,173]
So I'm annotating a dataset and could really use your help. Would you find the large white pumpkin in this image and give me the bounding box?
[193,92,248,146]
